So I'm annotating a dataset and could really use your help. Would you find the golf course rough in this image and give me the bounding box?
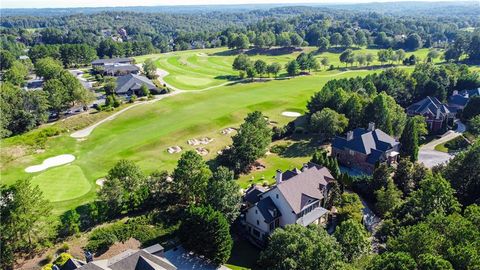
[2,47,436,213]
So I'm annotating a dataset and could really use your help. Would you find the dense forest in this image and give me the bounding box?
[1,3,479,57]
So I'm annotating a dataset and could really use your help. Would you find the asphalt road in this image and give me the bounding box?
[418,121,465,168]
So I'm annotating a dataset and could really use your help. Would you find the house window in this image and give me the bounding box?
[276,194,279,199]
[349,150,354,156]
[257,220,260,225]
[269,218,280,232]
[253,229,260,238]
[255,209,258,214]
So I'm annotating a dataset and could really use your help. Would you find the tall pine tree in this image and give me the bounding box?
[400,117,419,162]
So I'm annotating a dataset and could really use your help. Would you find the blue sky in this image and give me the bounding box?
[1,0,467,9]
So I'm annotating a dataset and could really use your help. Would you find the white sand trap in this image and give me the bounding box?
[96,178,106,187]
[282,111,302,117]
[195,147,209,156]
[25,154,75,173]
[167,146,182,154]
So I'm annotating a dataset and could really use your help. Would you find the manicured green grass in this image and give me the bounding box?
[226,237,261,270]
[31,164,92,203]
[434,143,449,153]
[0,47,455,214]
[135,47,439,90]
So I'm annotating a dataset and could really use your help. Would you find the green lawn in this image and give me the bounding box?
[226,237,261,270]
[31,164,92,203]
[0,46,453,214]
[136,47,438,91]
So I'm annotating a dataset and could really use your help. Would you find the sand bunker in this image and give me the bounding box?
[25,154,75,173]
[221,127,236,135]
[167,146,182,154]
[195,147,209,156]
[187,137,213,146]
[282,111,302,117]
[96,178,106,187]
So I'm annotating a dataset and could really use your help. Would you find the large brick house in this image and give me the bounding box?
[242,163,335,245]
[331,123,400,174]
[406,96,454,133]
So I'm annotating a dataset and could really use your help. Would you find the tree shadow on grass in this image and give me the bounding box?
[278,134,325,158]
[214,74,239,81]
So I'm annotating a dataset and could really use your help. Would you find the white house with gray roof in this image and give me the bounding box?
[242,163,335,245]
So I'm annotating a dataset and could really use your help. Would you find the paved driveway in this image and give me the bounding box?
[418,121,465,168]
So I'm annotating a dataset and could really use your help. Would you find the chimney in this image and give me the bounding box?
[275,170,283,184]
[302,163,309,172]
[368,122,375,131]
[346,131,354,141]
[453,90,458,95]
[436,107,441,119]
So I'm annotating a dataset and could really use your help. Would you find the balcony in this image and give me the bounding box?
[296,207,328,227]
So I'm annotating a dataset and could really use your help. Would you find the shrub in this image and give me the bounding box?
[85,217,173,252]
[54,253,72,266]
[85,227,118,252]
[444,136,470,151]
[45,254,53,263]
[41,263,53,270]
[59,243,69,253]
[270,144,289,154]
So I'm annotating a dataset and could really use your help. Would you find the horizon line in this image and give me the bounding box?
[1,0,477,10]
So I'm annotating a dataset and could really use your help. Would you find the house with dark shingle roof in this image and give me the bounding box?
[406,96,454,133]
[58,245,176,270]
[242,162,335,245]
[103,64,140,76]
[91,57,134,67]
[332,123,400,174]
[115,74,159,96]
[448,88,480,113]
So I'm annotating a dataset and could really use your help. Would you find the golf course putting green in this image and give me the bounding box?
[31,165,91,202]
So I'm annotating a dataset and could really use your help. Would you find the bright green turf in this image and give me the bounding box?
[30,165,92,203]
[136,47,439,90]
[0,47,452,214]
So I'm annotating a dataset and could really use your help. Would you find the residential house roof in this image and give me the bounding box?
[256,196,281,223]
[275,164,332,214]
[115,74,158,94]
[406,96,451,117]
[104,64,139,74]
[61,258,86,270]
[59,246,176,270]
[448,88,480,108]
[92,57,133,65]
[244,184,266,205]
[332,127,399,165]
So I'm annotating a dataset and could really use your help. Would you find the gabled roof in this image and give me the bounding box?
[448,88,480,107]
[92,57,133,65]
[115,74,157,94]
[332,127,399,165]
[65,246,176,270]
[104,64,140,73]
[61,258,86,270]
[333,128,398,154]
[275,164,333,214]
[407,96,450,116]
[256,196,281,223]
[244,184,266,205]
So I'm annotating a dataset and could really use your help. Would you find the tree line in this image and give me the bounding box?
[0,57,94,138]
[1,5,479,57]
